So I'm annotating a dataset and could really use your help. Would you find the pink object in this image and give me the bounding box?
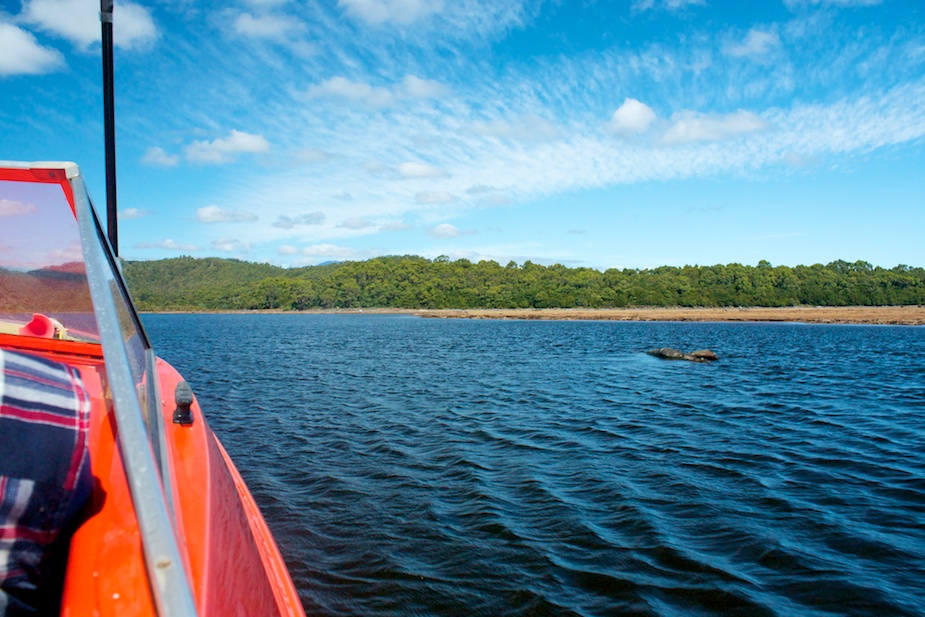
[18,313,57,338]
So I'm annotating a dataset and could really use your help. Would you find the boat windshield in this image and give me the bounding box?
[0,175,100,343]
[1,162,197,614]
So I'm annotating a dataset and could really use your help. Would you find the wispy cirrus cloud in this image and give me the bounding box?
[226,72,925,251]
[306,74,449,108]
[135,238,200,251]
[196,205,259,223]
[381,221,411,231]
[662,110,772,144]
[338,217,375,229]
[725,29,781,60]
[273,212,325,228]
[632,0,706,12]
[398,162,448,178]
[428,223,461,238]
[784,0,882,7]
[278,243,378,264]
[337,0,444,26]
[468,115,560,143]
[118,207,148,220]
[306,76,395,107]
[211,238,250,252]
[141,147,180,167]
[231,12,302,38]
[415,192,457,204]
[402,74,449,98]
[336,0,535,39]
[0,199,38,216]
[296,148,333,163]
[45,0,922,268]
[183,130,270,164]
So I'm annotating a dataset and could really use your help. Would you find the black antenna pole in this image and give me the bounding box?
[101,0,118,255]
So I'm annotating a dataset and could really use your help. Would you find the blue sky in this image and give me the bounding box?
[2,0,924,269]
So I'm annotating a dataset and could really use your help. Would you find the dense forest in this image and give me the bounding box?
[120,256,925,311]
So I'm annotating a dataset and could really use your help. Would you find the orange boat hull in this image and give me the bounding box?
[0,333,303,616]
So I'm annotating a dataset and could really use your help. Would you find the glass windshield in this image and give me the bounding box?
[0,178,99,342]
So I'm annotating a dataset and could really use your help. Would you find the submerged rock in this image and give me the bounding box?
[647,347,718,362]
[687,349,718,361]
[646,347,684,360]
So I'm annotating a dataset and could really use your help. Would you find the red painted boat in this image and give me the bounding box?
[0,161,306,616]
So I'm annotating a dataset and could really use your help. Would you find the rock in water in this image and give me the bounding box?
[688,349,718,361]
[646,348,718,362]
[646,347,685,359]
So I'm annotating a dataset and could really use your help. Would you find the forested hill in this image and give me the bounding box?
[122,256,925,311]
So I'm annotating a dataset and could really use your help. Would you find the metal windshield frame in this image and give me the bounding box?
[68,165,199,617]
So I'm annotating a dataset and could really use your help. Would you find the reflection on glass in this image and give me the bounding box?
[0,179,99,341]
[109,277,150,421]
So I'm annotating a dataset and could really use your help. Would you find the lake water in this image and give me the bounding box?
[141,314,925,616]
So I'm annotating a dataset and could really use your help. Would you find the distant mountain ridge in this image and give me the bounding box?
[121,256,925,311]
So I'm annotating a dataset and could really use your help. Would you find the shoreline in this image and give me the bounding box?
[145,306,925,325]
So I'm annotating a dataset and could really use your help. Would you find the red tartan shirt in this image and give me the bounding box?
[0,349,92,616]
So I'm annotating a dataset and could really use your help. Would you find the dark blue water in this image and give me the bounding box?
[141,314,925,616]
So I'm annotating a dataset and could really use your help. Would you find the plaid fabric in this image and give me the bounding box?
[0,349,91,616]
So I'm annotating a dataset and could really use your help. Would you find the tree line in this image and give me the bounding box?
[121,256,925,311]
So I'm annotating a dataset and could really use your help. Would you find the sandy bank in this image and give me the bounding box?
[146,306,925,325]
[411,306,925,325]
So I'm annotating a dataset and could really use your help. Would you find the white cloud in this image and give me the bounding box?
[333,0,532,43]
[415,192,457,204]
[725,30,781,59]
[0,22,64,76]
[306,76,394,107]
[610,98,657,135]
[338,0,444,25]
[632,0,706,11]
[402,74,449,98]
[273,212,325,228]
[134,238,200,251]
[339,217,374,229]
[211,238,249,252]
[279,243,359,258]
[662,110,771,144]
[185,30,925,258]
[141,146,179,167]
[21,0,157,50]
[111,2,158,49]
[183,130,270,164]
[0,199,38,217]
[429,223,461,238]
[784,0,881,7]
[196,205,259,223]
[398,162,448,178]
[232,12,299,38]
[306,75,447,108]
[118,207,147,220]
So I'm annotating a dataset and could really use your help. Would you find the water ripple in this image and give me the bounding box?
[144,315,925,616]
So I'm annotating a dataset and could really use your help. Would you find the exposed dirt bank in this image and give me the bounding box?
[146,306,925,325]
[411,306,925,325]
